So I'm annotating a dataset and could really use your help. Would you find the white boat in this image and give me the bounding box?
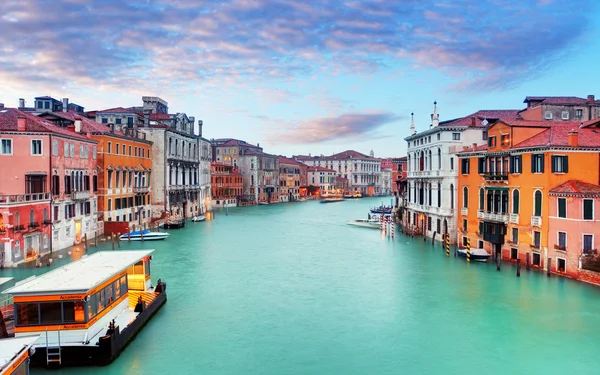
[347,219,381,229]
[457,248,491,262]
[192,215,206,222]
[258,202,269,205]
[320,197,344,203]
[119,229,169,241]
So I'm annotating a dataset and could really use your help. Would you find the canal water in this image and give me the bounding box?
[3,197,600,374]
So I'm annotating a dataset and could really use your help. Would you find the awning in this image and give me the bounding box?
[485,187,509,191]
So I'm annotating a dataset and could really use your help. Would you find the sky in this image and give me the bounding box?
[1,0,600,158]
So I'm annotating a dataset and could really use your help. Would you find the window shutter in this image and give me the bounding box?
[531,155,536,172]
[540,155,545,173]
[551,156,556,173]
[563,156,569,173]
[509,156,514,173]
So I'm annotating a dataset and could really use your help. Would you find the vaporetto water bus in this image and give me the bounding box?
[0,335,38,375]
[0,250,167,368]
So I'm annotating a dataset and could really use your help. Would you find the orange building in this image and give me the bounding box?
[457,118,600,278]
[41,112,153,229]
[211,162,243,207]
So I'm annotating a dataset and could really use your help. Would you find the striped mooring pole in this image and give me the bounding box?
[466,237,471,263]
[445,233,450,256]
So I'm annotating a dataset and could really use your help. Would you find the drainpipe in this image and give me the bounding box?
[49,134,53,257]
[164,131,168,213]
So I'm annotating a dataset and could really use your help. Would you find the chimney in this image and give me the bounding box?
[143,109,150,128]
[588,95,595,105]
[568,129,579,147]
[198,120,203,137]
[62,98,69,112]
[74,119,82,133]
[109,123,115,133]
[18,98,25,108]
[257,143,260,148]
[472,143,477,151]
[17,116,26,131]
[0,103,4,109]
[67,124,76,132]
[471,117,476,127]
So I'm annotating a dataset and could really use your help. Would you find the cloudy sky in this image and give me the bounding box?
[1,0,599,157]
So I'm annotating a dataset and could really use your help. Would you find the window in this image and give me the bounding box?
[576,109,583,118]
[1,139,12,155]
[450,157,454,170]
[108,142,112,153]
[450,184,454,209]
[52,140,58,156]
[512,228,518,244]
[129,145,132,155]
[31,139,42,155]
[512,190,520,214]
[478,189,484,210]
[482,130,488,140]
[583,235,594,252]
[463,187,468,208]
[437,133,441,140]
[557,258,566,272]
[488,136,496,147]
[462,219,467,232]
[561,111,569,120]
[101,117,108,123]
[544,111,552,120]
[122,145,126,155]
[116,143,120,155]
[127,117,134,127]
[115,118,122,125]
[64,142,69,157]
[500,134,509,146]
[462,236,468,246]
[558,232,566,249]
[477,158,485,174]
[511,248,518,260]
[437,183,441,208]
[461,159,470,175]
[16,303,39,325]
[478,240,484,248]
[451,133,461,140]
[558,198,566,218]
[583,199,594,220]
[39,302,62,324]
[70,144,74,157]
[534,190,542,216]
[531,154,544,173]
[533,231,541,248]
[509,155,522,174]
[551,155,568,173]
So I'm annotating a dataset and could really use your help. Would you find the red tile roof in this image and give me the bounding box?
[512,124,600,148]
[500,119,581,128]
[549,180,600,196]
[440,110,521,128]
[96,107,138,114]
[307,166,336,173]
[523,96,590,106]
[278,156,303,165]
[331,150,371,159]
[0,108,93,141]
[149,113,171,120]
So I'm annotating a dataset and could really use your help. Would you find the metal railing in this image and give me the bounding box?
[72,190,90,200]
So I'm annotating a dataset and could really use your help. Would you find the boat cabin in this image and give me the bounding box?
[1,250,167,367]
[0,335,38,375]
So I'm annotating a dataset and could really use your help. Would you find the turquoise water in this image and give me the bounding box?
[4,197,600,374]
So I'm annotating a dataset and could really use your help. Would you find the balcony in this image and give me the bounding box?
[0,192,50,205]
[531,216,542,227]
[554,244,566,251]
[134,186,150,194]
[482,211,508,223]
[530,244,541,251]
[28,222,40,229]
[73,190,90,200]
[477,210,484,219]
[509,213,519,224]
[484,173,508,182]
[461,207,468,216]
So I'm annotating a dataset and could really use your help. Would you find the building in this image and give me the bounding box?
[295,150,384,195]
[405,103,520,242]
[18,96,85,115]
[211,162,243,207]
[520,95,600,122]
[390,157,407,195]
[278,156,304,202]
[547,180,600,283]
[456,117,600,278]
[307,166,337,194]
[134,97,211,219]
[39,111,153,230]
[0,109,98,266]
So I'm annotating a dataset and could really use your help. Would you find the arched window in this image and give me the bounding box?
[429,150,432,170]
[437,183,441,208]
[450,184,454,209]
[437,148,442,170]
[534,190,542,216]
[14,211,20,226]
[479,188,485,211]
[169,139,172,154]
[512,190,520,214]
[419,151,425,171]
[463,187,468,208]
[29,209,34,224]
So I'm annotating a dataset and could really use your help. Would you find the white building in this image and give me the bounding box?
[307,166,337,193]
[296,150,386,195]
[404,102,519,243]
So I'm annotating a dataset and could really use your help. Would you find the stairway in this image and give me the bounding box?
[127,291,159,310]
[46,328,62,366]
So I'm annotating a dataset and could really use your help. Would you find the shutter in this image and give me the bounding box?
[563,156,569,173]
[509,156,514,173]
[531,155,535,172]
[551,156,556,173]
[540,154,545,173]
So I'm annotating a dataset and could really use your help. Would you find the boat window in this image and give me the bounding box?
[87,294,97,320]
[115,278,121,299]
[39,302,63,324]
[16,303,39,325]
[63,301,85,323]
[120,275,128,295]
[145,259,151,278]
[97,288,107,314]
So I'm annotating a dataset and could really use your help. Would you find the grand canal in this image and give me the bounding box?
[3,197,600,374]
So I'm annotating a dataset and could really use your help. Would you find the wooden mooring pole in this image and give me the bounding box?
[84,234,88,251]
[111,233,115,250]
[516,258,521,277]
[526,252,530,270]
[117,233,121,248]
[496,254,501,271]
[547,258,552,277]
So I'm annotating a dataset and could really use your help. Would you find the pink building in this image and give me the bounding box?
[0,109,97,266]
[548,180,600,284]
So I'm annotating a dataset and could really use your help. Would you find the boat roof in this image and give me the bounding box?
[2,250,154,296]
[0,335,39,372]
[0,277,13,287]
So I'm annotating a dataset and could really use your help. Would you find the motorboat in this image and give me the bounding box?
[192,215,206,222]
[258,202,269,205]
[370,205,393,214]
[120,229,170,241]
[457,248,491,262]
[320,197,344,203]
[347,218,381,229]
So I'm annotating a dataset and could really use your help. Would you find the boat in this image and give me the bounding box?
[192,215,206,222]
[0,335,39,375]
[347,218,381,229]
[344,190,363,199]
[1,250,167,368]
[320,197,344,203]
[457,248,491,262]
[370,205,393,214]
[258,202,269,205]
[164,219,185,229]
[119,229,169,241]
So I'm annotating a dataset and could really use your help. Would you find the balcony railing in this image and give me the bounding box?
[133,186,150,194]
[509,213,519,224]
[530,244,540,251]
[531,216,542,227]
[482,211,508,223]
[554,244,566,251]
[461,207,468,216]
[0,192,50,205]
[484,173,508,181]
[28,222,40,229]
[73,190,90,200]
[477,210,484,219]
